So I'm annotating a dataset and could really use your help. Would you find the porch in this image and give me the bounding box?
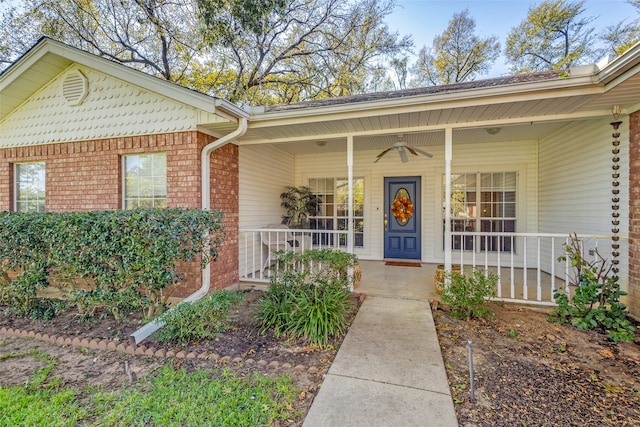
[239,230,619,306]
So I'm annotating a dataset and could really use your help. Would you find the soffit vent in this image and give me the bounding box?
[62,70,88,106]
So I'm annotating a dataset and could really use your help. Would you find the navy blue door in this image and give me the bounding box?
[384,177,421,259]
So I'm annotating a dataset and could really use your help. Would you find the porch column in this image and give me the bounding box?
[347,135,354,253]
[444,128,453,274]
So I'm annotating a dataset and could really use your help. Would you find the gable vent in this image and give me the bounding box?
[62,70,88,106]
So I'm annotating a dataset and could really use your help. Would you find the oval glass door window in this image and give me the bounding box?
[391,188,414,225]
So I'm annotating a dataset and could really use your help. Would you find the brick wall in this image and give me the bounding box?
[0,131,240,297]
[629,110,640,319]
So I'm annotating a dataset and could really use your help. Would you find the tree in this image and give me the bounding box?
[0,0,203,82]
[194,0,411,104]
[1,0,410,105]
[505,0,597,73]
[600,0,640,57]
[409,9,500,87]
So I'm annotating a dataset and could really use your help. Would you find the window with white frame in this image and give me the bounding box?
[123,153,167,208]
[14,162,46,212]
[443,172,516,252]
[308,177,364,248]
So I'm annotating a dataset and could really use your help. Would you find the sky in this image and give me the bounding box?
[385,0,638,77]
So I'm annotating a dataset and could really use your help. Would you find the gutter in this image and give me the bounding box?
[129,116,248,346]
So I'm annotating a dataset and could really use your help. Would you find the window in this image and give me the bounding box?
[308,177,364,248]
[443,172,516,251]
[123,153,167,208]
[14,162,45,212]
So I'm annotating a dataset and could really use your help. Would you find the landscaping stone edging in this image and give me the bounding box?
[0,326,326,375]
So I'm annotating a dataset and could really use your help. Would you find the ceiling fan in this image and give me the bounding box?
[374,135,433,163]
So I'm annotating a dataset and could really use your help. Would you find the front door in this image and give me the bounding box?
[384,176,421,259]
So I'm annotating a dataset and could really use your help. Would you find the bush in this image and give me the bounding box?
[157,290,244,344]
[0,208,226,320]
[551,234,635,343]
[441,269,497,320]
[258,249,357,348]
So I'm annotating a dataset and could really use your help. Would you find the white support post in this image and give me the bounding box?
[347,135,354,254]
[444,128,453,274]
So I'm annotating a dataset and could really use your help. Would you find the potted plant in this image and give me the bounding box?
[280,185,321,228]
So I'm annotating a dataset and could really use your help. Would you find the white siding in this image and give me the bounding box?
[539,118,629,289]
[294,139,538,262]
[0,66,201,147]
[239,144,295,227]
[238,145,295,277]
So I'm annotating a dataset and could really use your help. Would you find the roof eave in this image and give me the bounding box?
[248,73,600,127]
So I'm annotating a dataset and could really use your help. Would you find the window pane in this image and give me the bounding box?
[444,171,516,252]
[123,153,167,208]
[15,162,45,212]
[308,177,365,248]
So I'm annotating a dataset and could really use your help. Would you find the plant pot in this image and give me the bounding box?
[434,264,462,294]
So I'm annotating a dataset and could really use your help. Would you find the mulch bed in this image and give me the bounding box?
[434,302,640,426]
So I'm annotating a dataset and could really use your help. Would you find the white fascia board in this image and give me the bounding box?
[249,76,601,129]
[598,41,640,86]
[242,108,614,145]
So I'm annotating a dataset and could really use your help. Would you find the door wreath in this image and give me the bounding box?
[391,196,414,224]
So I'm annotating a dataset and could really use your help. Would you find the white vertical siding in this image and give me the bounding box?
[294,139,538,262]
[538,118,629,289]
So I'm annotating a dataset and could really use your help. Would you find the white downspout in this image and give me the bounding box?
[129,117,248,345]
[185,116,248,303]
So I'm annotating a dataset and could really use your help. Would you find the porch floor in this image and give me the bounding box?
[357,260,560,304]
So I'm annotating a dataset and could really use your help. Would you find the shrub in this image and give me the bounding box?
[441,269,498,320]
[258,249,357,348]
[157,290,244,344]
[0,208,226,320]
[551,234,635,343]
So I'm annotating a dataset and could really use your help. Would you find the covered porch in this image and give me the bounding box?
[217,59,640,309]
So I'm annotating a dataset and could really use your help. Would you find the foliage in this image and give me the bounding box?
[258,249,357,347]
[505,0,597,73]
[410,9,500,86]
[0,0,202,81]
[1,0,411,105]
[280,186,321,228]
[441,269,498,320]
[0,351,298,426]
[550,233,635,343]
[599,0,640,56]
[0,208,225,320]
[157,290,244,344]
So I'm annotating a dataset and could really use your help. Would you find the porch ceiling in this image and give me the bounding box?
[269,121,568,155]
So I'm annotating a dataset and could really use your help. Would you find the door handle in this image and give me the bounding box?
[384,219,388,230]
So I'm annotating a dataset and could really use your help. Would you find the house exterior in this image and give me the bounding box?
[2,38,640,319]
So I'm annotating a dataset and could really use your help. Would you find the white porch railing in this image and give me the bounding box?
[450,232,621,306]
[239,228,349,282]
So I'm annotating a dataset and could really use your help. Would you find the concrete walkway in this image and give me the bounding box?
[303,294,458,427]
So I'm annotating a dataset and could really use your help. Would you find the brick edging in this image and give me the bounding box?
[0,326,325,375]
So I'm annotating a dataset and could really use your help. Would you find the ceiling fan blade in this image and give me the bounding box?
[412,147,434,158]
[374,147,393,163]
[405,146,418,156]
[399,147,409,163]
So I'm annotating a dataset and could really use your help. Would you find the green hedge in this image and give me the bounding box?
[0,208,225,319]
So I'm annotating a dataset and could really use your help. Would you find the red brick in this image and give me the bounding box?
[0,131,240,297]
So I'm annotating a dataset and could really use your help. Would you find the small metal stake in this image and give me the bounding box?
[467,339,475,402]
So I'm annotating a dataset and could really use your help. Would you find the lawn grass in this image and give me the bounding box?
[0,350,299,427]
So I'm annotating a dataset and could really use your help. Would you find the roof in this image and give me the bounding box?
[265,70,564,113]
